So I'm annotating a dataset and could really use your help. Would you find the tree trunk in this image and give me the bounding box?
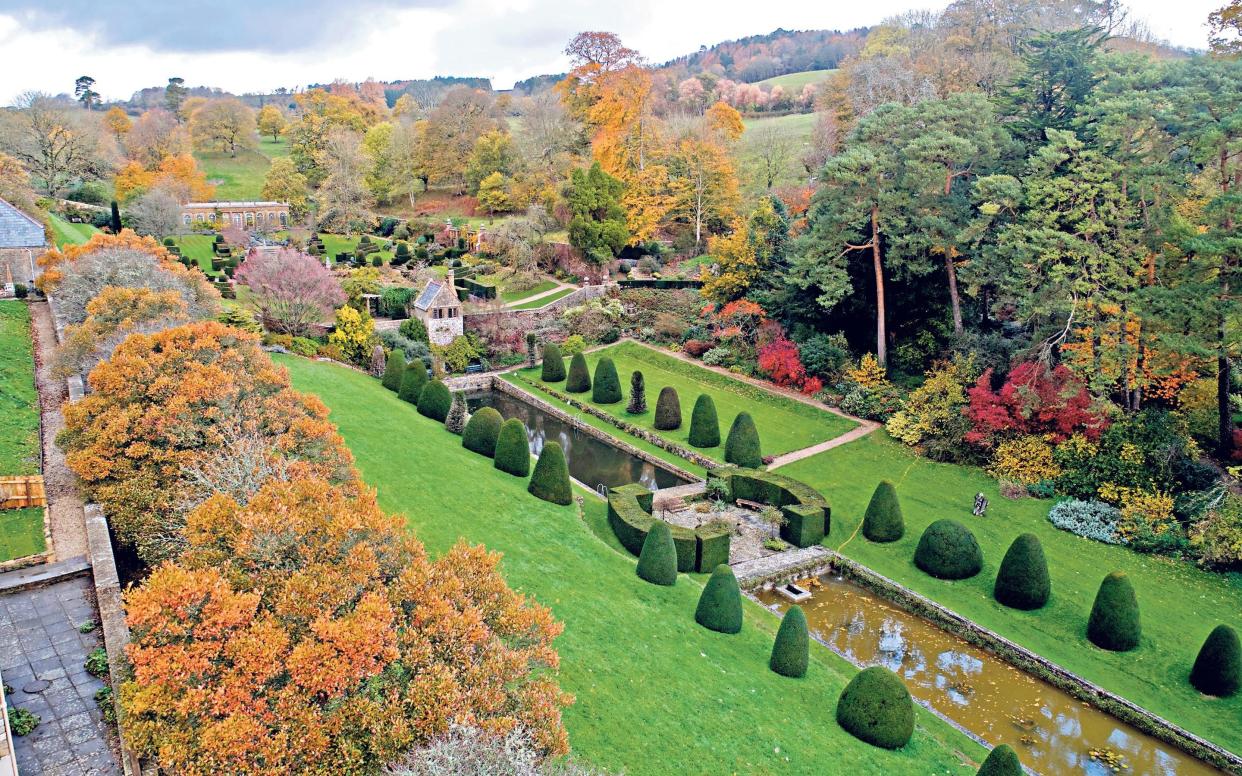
[871,204,887,369]
[945,252,963,336]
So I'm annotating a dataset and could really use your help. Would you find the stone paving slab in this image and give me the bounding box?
[0,576,120,775]
[0,556,90,595]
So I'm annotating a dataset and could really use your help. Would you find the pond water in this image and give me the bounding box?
[467,391,688,491]
[757,576,1224,776]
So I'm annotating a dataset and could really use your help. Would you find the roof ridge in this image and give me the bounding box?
[0,196,46,230]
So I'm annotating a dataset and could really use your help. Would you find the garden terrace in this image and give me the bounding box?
[708,467,830,548]
[781,432,1242,757]
[277,353,984,775]
[512,340,856,465]
[607,484,729,572]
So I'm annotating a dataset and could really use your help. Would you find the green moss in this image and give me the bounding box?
[770,605,809,678]
[688,394,720,448]
[1087,571,1141,652]
[592,357,622,404]
[695,564,742,634]
[835,666,914,750]
[1190,624,1239,697]
[494,418,531,477]
[636,521,678,586]
[417,380,452,422]
[381,351,405,391]
[654,386,681,430]
[566,352,591,393]
[462,406,503,457]
[541,342,566,382]
[528,442,573,506]
[976,744,1022,776]
[397,361,428,404]
[914,519,983,580]
[862,480,903,543]
[993,533,1050,611]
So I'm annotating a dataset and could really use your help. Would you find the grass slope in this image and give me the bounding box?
[196,137,290,201]
[509,286,575,310]
[0,304,39,475]
[781,432,1242,755]
[512,341,856,463]
[48,214,99,247]
[754,68,838,91]
[164,235,219,275]
[278,354,981,775]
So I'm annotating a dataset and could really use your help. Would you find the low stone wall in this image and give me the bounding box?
[733,546,832,589]
[463,284,607,333]
[444,372,499,393]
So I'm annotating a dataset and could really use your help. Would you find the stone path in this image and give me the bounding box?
[0,575,120,776]
[766,419,882,470]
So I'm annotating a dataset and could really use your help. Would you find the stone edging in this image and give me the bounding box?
[490,377,699,484]
[743,549,1242,775]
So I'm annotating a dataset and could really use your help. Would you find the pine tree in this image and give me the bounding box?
[769,605,809,678]
[724,412,761,467]
[636,522,677,586]
[688,394,720,448]
[110,200,122,233]
[626,370,647,414]
[444,392,468,435]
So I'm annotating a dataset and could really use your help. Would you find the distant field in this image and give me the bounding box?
[739,112,818,193]
[196,137,289,201]
[754,68,837,91]
[49,214,99,247]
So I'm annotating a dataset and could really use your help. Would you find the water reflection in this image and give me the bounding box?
[467,391,687,491]
[758,577,1223,776]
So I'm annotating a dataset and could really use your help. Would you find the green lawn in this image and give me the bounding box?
[320,234,394,265]
[164,235,219,275]
[739,112,818,192]
[196,137,290,201]
[277,354,982,775]
[48,214,99,247]
[511,341,856,463]
[754,68,838,91]
[499,279,558,303]
[0,508,45,562]
[781,432,1242,756]
[508,286,574,309]
[0,304,39,476]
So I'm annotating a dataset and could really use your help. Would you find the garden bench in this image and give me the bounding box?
[735,498,766,511]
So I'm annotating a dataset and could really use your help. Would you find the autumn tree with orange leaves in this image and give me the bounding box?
[59,321,356,561]
[121,476,569,776]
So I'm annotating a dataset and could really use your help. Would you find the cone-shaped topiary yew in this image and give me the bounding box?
[493,418,531,477]
[381,350,405,391]
[994,533,1050,610]
[769,605,809,678]
[592,357,622,404]
[541,342,565,382]
[695,564,742,634]
[835,666,914,750]
[863,480,903,543]
[636,521,678,585]
[914,519,983,580]
[565,352,591,393]
[626,370,647,414]
[1189,624,1240,697]
[528,442,573,506]
[397,360,428,404]
[417,379,452,422]
[724,412,762,468]
[444,391,468,435]
[689,394,720,448]
[1087,571,1141,651]
[977,744,1022,776]
[654,386,681,430]
[462,406,503,457]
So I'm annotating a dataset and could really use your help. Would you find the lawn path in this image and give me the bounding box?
[767,418,881,469]
[502,279,574,308]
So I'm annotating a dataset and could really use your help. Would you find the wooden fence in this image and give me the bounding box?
[0,475,46,509]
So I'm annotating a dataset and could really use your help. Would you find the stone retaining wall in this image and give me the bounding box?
[463,284,607,333]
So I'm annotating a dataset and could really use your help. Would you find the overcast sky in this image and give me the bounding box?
[0,0,1223,104]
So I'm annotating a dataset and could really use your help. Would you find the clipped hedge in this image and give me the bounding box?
[835,666,914,750]
[724,412,762,468]
[381,351,405,392]
[863,480,903,543]
[565,352,591,393]
[769,605,809,678]
[695,565,742,634]
[494,418,531,477]
[462,406,503,457]
[977,744,1022,776]
[706,467,829,548]
[592,357,622,404]
[541,342,566,382]
[993,533,1050,610]
[417,380,452,422]
[654,387,681,430]
[914,519,983,580]
[688,394,720,448]
[1087,571,1141,652]
[636,521,678,585]
[1190,624,1240,698]
[606,483,728,573]
[397,362,428,404]
[528,442,572,505]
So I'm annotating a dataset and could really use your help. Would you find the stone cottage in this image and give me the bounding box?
[0,198,46,295]
[412,270,463,346]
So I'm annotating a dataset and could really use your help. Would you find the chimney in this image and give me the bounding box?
[446,268,454,287]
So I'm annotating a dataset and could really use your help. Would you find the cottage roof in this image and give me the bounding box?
[414,281,445,311]
[0,198,46,249]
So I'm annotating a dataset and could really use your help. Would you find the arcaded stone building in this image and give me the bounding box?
[181,201,290,229]
[0,197,46,292]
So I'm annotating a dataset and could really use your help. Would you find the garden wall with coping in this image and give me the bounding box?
[743,548,1242,774]
[464,284,607,332]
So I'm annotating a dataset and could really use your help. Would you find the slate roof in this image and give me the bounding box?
[0,198,46,248]
[414,281,445,311]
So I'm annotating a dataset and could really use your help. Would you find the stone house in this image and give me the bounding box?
[412,270,463,346]
[0,198,46,294]
[181,201,290,230]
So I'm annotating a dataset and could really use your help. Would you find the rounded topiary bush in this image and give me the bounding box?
[654,387,681,430]
[863,480,904,543]
[914,519,983,580]
[695,564,742,634]
[462,406,503,457]
[397,361,428,404]
[381,351,405,392]
[493,418,531,477]
[541,342,565,382]
[724,412,762,468]
[565,352,591,393]
[769,605,808,678]
[835,666,914,750]
[1190,624,1240,697]
[636,521,677,586]
[1087,571,1141,651]
[688,394,720,448]
[417,380,452,422]
[528,442,572,506]
[626,370,647,414]
[993,533,1050,610]
[592,357,622,404]
[976,744,1022,776]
